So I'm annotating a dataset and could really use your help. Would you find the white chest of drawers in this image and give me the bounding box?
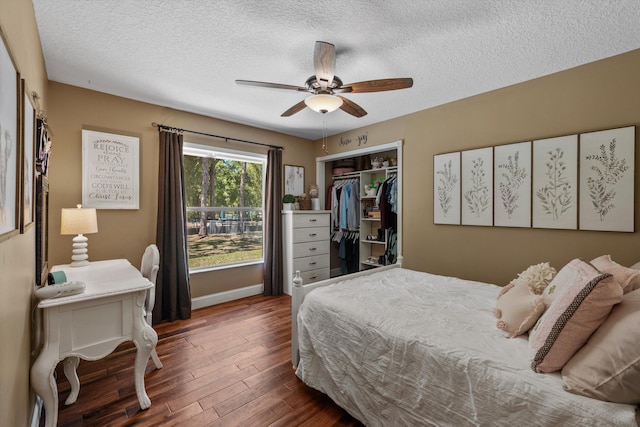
[282,210,330,295]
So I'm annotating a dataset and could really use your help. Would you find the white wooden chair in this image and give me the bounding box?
[141,244,163,369]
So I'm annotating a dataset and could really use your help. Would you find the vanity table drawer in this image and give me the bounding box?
[293,240,329,257]
[293,254,330,272]
[292,213,330,228]
[292,227,328,244]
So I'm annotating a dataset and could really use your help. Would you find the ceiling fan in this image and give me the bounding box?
[236,41,413,118]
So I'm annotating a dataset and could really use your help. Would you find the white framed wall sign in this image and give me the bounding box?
[494,141,531,228]
[532,135,578,230]
[461,147,493,226]
[82,130,139,209]
[433,151,460,225]
[579,126,635,232]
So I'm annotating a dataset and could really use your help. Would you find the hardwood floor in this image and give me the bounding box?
[47,294,363,426]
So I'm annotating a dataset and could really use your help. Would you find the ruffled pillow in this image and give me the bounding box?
[512,262,556,294]
[494,282,545,338]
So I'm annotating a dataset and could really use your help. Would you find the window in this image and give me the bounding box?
[183,143,266,270]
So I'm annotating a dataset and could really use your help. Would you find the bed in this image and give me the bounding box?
[291,264,639,427]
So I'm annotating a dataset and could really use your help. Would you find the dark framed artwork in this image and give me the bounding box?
[21,80,36,232]
[0,32,20,242]
[532,135,578,230]
[494,141,531,228]
[579,126,635,232]
[461,147,493,226]
[433,151,461,225]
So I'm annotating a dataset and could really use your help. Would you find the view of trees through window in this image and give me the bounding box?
[183,146,264,270]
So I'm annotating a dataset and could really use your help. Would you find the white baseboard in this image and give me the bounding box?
[191,283,264,310]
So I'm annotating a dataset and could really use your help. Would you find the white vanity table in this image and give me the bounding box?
[31,259,156,427]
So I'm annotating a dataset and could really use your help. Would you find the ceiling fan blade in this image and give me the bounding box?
[236,79,307,91]
[281,100,307,117]
[338,96,367,118]
[339,78,413,93]
[314,41,335,91]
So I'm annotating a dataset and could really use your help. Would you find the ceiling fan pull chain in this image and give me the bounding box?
[322,117,329,154]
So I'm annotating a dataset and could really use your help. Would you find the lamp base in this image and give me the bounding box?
[70,234,90,268]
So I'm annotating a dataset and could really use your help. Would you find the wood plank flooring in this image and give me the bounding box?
[47,294,363,426]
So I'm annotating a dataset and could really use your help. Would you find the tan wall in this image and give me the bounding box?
[0,1,49,425]
[47,82,315,298]
[316,49,640,286]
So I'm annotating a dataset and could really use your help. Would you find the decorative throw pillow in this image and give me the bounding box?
[512,262,556,294]
[529,259,623,373]
[494,282,546,338]
[590,254,640,294]
[562,289,640,404]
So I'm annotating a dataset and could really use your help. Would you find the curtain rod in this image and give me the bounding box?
[151,122,283,150]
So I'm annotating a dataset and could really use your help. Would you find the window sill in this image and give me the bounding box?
[189,259,264,275]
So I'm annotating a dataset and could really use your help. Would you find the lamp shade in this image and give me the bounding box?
[304,94,343,114]
[61,205,98,235]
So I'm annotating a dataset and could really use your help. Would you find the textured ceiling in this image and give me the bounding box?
[32,1,640,140]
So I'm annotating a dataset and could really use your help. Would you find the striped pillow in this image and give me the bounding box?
[529,259,623,373]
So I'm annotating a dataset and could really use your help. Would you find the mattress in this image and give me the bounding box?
[295,268,637,426]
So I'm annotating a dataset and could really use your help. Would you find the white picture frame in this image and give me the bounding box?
[579,126,635,232]
[82,129,140,209]
[532,135,578,229]
[461,147,493,226]
[284,164,304,196]
[494,141,531,228]
[22,83,36,232]
[433,152,460,225]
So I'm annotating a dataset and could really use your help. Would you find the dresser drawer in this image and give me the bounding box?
[292,213,330,228]
[293,254,330,273]
[293,240,329,257]
[299,268,330,284]
[292,227,328,244]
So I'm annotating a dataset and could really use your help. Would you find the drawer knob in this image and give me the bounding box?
[309,275,317,280]
[309,247,317,251]
[309,219,317,222]
[309,233,317,237]
[309,261,317,265]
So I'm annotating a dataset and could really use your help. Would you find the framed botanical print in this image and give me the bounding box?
[579,126,635,232]
[433,152,460,225]
[0,33,20,241]
[461,147,493,226]
[494,141,531,228]
[21,81,36,232]
[284,164,304,196]
[532,135,578,230]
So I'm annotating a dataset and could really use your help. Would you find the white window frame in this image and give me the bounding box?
[183,142,267,272]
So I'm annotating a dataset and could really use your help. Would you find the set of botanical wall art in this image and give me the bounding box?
[433,125,635,232]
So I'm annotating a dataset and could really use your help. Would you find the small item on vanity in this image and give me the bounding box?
[371,157,383,169]
[382,160,389,167]
[311,198,320,210]
[48,271,68,285]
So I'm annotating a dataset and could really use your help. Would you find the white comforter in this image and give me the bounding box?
[296,268,637,427]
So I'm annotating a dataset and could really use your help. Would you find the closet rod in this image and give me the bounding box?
[152,122,283,150]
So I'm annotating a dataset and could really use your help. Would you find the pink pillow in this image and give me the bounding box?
[562,289,640,404]
[590,255,640,294]
[529,259,623,373]
[494,282,546,338]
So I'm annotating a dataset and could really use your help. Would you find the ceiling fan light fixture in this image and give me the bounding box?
[304,94,343,114]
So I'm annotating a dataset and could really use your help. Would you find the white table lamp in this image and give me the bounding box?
[61,204,98,267]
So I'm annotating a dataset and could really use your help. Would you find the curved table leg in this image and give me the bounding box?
[132,290,158,410]
[63,356,81,405]
[30,347,59,427]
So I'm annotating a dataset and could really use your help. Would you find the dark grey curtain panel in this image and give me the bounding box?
[154,130,191,322]
[263,148,284,296]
